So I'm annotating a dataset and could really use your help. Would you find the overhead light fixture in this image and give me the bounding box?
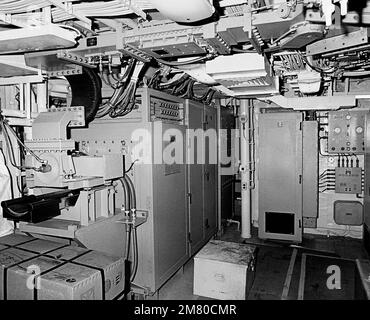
[150,0,215,23]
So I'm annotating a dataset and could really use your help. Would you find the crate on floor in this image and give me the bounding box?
[193,240,257,300]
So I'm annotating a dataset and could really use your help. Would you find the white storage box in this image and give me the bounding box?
[193,240,257,300]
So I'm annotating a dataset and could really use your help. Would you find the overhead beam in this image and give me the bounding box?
[96,18,119,31]
[47,0,92,29]
[122,0,147,20]
[0,13,29,28]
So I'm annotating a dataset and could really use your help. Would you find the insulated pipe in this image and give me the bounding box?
[240,99,251,239]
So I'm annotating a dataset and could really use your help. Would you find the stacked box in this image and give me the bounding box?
[7,256,63,300]
[0,248,37,299]
[38,263,103,300]
[0,233,124,300]
[74,251,124,300]
[0,234,37,247]
[45,246,90,261]
[194,240,257,300]
[17,239,68,254]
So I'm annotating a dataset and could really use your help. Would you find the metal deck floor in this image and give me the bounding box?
[157,225,369,300]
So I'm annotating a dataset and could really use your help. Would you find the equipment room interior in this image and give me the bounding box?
[0,0,369,301]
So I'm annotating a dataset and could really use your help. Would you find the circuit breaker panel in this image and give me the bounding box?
[328,110,366,154]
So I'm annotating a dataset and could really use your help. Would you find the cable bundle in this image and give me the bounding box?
[0,116,48,195]
[0,116,46,171]
[149,70,216,105]
[319,169,335,193]
[96,59,146,119]
[117,174,139,298]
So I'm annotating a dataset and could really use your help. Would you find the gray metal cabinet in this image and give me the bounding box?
[203,107,218,240]
[186,100,218,255]
[364,113,370,253]
[187,102,205,254]
[258,112,303,242]
[153,123,189,287]
[72,88,189,294]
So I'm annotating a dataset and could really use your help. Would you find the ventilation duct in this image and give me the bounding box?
[150,0,215,23]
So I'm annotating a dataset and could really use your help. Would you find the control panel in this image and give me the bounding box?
[328,110,366,154]
[150,97,183,123]
[335,167,363,194]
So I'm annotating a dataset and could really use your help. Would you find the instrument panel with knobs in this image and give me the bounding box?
[328,110,366,154]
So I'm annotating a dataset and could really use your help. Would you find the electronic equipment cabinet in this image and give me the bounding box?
[186,100,218,256]
[258,112,304,242]
[72,88,188,294]
[364,112,370,254]
[71,88,219,295]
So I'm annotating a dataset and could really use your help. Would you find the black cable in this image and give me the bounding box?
[96,59,137,118]
[205,90,216,105]
[172,78,191,96]
[1,122,23,172]
[125,175,136,209]
[124,175,138,282]
[355,154,360,167]
[158,73,189,90]
[125,160,138,174]
[119,177,130,211]
[179,79,196,98]
[100,70,115,89]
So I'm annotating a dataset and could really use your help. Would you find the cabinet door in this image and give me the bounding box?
[364,114,370,238]
[187,103,205,255]
[203,107,218,240]
[153,123,188,288]
[258,112,303,243]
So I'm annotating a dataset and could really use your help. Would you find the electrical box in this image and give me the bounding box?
[334,201,363,226]
[328,110,366,154]
[335,167,362,194]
